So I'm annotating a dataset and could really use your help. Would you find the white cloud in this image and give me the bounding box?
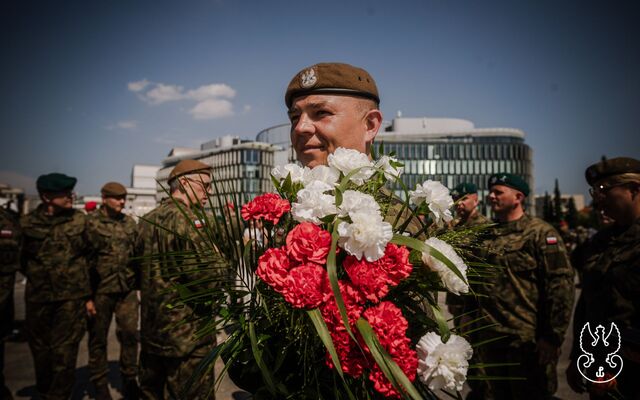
[129,79,238,120]
[143,83,185,104]
[153,135,177,145]
[128,79,150,92]
[186,84,235,101]
[118,120,138,129]
[243,104,252,113]
[189,99,234,119]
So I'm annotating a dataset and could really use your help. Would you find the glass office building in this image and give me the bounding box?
[378,117,533,212]
[257,117,533,213]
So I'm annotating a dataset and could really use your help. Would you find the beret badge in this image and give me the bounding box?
[300,68,317,88]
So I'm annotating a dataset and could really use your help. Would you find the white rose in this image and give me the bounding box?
[327,148,374,185]
[374,155,403,180]
[409,180,453,226]
[291,180,337,224]
[337,212,392,262]
[422,237,469,295]
[302,165,340,187]
[416,332,473,391]
[338,190,380,218]
[271,163,305,183]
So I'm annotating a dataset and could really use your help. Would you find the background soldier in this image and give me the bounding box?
[20,173,93,400]
[137,159,226,399]
[476,173,575,400]
[566,157,640,399]
[1,206,21,400]
[86,182,139,400]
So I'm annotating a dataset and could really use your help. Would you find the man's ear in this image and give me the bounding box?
[364,109,383,143]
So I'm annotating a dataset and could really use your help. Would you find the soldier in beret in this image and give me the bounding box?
[86,182,139,399]
[566,157,640,398]
[0,206,21,400]
[286,62,382,168]
[473,173,575,400]
[20,173,94,400]
[137,159,228,399]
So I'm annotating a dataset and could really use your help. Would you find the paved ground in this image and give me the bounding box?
[5,275,587,399]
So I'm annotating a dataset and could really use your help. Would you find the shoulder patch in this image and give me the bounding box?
[546,236,558,245]
[0,229,13,238]
[194,219,204,229]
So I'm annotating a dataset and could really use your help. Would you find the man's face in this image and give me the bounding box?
[487,185,522,214]
[288,94,381,168]
[42,190,74,210]
[590,181,637,222]
[455,193,478,219]
[179,172,212,207]
[103,195,126,214]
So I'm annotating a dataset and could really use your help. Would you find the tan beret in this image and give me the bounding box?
[101,182,127,197]
[585,157,640,185]
[285,62,379,108]
[169,159,212,182]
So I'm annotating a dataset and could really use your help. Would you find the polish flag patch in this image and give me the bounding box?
[546,236,558,245]
[0,230,13,238]
[193,219,204,229]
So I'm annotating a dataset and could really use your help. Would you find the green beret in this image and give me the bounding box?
[36,173,77,193]
[101,182,127,197]
[585,157,640,185]
[488,173,530,197]
[169,159,212,182]
[285,62,380,108]
[451,182,477,200]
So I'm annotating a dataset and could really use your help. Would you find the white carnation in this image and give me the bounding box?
[271,163,305,183]
[416,332,473,391]
[291,180,337,224]
[337,212,392,262]
[327,148,374,185]
[422,237,469,295]
[338,190,380,218]
[375,155,403,180]
[302,165,340,187]
[409,180,453,226]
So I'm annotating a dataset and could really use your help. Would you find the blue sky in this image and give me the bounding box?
[2,0,639,199]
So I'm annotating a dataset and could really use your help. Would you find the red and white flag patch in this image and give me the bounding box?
[0,230,13,238]
[546,236,558,245]
[193,219,204,229]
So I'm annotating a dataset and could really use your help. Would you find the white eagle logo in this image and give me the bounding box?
[577,322,624,383]
[300,68,317,88]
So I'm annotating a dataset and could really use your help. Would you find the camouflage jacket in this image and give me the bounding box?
[20,206,92,303]
[455,210,490,228]
[570,218,640,360]
[477,214,574,346]
[86,208,138,294]
[0,207,21,274]
[137,198,228,358]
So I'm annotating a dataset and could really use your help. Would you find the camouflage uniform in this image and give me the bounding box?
[1,207,21,400]
[137,199,227,399]
[86,208,139,389]
[20,206,91,400]
[570,218,640,399]
[476,214,574,400]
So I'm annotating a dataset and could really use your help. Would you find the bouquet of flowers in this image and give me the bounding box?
[178,147,484,399]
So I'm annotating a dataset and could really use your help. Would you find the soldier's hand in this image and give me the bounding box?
[86,299,97,317]
[565,362,586,393]
[536,338,560,365]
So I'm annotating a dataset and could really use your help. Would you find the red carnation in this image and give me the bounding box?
[241,193,291,225]
[282,264,331,309]
[256,247,292,293]
[286,222,332,264]
[325,328,369,378]
[320,281,365,332]
[364,301,410,346]
[376,243,412,286]
[344,255,390,303]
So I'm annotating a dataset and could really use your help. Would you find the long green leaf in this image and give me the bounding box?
[430,304,451,343]
[306,309,343,378]
[248,322,277,395]
[326,222,355,340]
[356,319,423,400]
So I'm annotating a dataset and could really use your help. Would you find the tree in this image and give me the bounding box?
[543,191,553,222]
[553,178,563,224]
[566,197,578,228]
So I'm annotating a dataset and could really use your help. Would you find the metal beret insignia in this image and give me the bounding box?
[300,68,317,88]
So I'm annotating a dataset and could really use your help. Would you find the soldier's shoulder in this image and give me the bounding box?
[526,216,558,234]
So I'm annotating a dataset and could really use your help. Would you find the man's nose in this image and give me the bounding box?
[293,114,314,135]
